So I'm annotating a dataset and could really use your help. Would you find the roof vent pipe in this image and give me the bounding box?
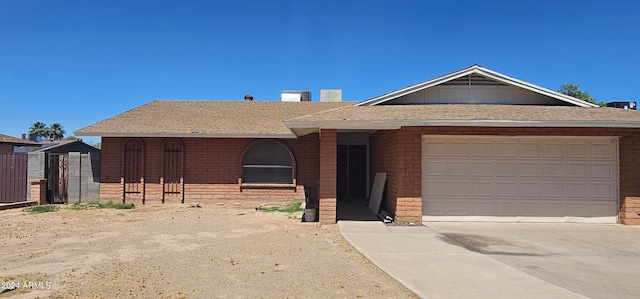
[244,94,254,101]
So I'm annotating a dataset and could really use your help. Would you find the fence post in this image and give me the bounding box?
[30,179,47,205]
[27,152,45,201]
[68,152,81,204]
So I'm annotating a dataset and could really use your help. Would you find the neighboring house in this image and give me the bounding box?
[75,65,640,225]
[0,133,39,153]
[15,140,100,154]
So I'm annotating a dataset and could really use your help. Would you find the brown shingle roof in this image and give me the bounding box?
[75,100,353,138]
[0,133,39,146]
[285,105,640,129]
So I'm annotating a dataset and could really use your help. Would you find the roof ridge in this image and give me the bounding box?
[285,103,355,121]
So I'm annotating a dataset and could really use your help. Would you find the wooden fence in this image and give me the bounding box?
[0,154,28,203]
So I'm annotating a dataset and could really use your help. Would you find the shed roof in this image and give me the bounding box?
[75,100,352,138]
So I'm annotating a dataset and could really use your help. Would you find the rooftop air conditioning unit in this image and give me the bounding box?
[281,90,311,102]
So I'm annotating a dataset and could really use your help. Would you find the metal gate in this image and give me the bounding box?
[162,139,184,203]
[0,154,28,203]
[124,139,144,203]
[46,153,69,204]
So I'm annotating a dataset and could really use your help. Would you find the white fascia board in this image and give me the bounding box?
[286,119,640,129]
[474,68,599,107]
[74,132,298,139]
[356,66,480,106]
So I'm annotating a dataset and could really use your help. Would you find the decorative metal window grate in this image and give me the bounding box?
[242,141,293,184]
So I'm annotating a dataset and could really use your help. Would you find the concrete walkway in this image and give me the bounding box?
[339,221,585,299]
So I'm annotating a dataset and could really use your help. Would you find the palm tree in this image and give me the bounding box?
[47,123,66,140]
[28,122,48,140]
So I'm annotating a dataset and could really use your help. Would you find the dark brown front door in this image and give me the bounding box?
[337,145,367,199]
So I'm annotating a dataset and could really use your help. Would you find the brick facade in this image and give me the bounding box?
[369,130,399,217]
[99,126,640,225]
[99,134,321,205]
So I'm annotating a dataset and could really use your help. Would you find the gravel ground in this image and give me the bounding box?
[0,202,417,298]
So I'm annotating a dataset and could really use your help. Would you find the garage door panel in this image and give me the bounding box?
[567,202,593,217]
[520,163,542,177]
[591,163,614,178]
[496,163,518,177]
[541,202,566,217]
[449,201,473,215]
[567,163,589,178]
[567,143,589,158]
[495,142,518,157]
[543,163,565,177]
[472,201,493,215]
[591,202,616,216]
[495,201,519,216]
[471,162,494,176]
[472,143,494,157]
[543,182,565,198]
[424,200,447,215]
[520,143,541,157]
[449,143,471,157]
[543,143,565,158]
[425,161,446,176]
[449,162,471,176]
[520,182,541,197]
[472,182,493,196]
[424,181,446,196]
[567,183,590,198]
[521,201,546,216]
[496,182,518,196]
[422,136,618,220]
[591,183,615,198]
[591,143,615,159]
[447,181,473,196]
[425,142,447,157]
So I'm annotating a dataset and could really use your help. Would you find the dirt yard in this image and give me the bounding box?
[0,201,416,298]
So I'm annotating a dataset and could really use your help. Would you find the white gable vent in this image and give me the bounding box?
[442,74,507,86]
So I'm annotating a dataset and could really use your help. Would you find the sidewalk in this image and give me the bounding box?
[338,221,584,299]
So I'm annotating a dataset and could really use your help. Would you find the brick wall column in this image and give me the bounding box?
[319,129,337,223]
[30,179,47,205]
[395,128,423,223]
[621,197,640,225]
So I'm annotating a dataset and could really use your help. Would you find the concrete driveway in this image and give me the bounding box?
[339,221,640,299]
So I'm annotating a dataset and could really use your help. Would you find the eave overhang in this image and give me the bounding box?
[285,119,640,132]
[74,131,298,139]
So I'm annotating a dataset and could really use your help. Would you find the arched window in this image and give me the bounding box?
[242,141,294,184]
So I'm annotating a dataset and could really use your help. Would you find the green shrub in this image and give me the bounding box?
[97,201,134,209]
[25,205,58,214]
[257,202,304,213]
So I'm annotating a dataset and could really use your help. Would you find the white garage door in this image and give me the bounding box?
[422,136,618,222]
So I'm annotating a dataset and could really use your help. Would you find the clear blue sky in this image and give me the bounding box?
[1,0,639,140]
